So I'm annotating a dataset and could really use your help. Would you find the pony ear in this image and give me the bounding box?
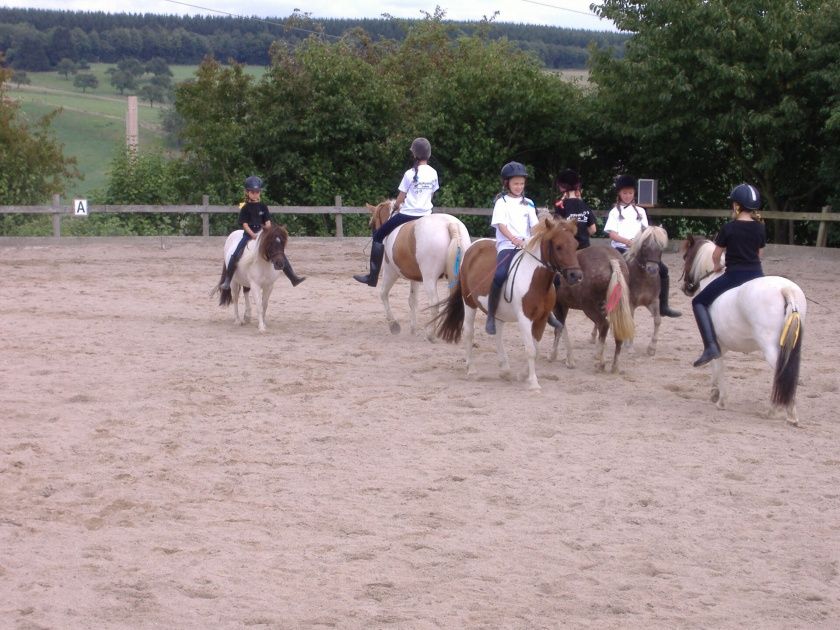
[366,203,376,212]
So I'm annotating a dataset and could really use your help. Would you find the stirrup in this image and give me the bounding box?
[547,312,563,330]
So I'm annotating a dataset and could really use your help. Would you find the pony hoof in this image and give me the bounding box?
[710,388,720,403]
[389,321,401,334]
[646,346,657,357]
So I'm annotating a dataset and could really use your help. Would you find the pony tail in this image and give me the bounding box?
[752,210,763,222]
[413,160,419,184]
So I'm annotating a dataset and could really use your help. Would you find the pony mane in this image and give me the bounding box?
[526,215,575,251]
[368,199,396,229]
[258,224,289,260]
[626,225,668,262]
[690,238,717,281]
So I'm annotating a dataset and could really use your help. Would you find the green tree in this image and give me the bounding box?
[108,69,137,95]
[56,57,77,79]
[73,72,99,93]
[138,83,165,107]
[0,62,80,204]
[590,0,840,241]
[11,69,30,87]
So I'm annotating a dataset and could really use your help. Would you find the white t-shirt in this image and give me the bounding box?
[491,195,538,252]
[397,164,439,217]
[603,204,648,249]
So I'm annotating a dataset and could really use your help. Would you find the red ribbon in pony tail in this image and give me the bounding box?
[606,283,623,313]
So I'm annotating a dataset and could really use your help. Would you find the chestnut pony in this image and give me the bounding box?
[435,216,582,390]
[681,235,806,425]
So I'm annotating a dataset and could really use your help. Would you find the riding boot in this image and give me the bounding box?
[485,283,502,335]
[692,303,721,367]
[353,241,385,287]
[659,275,682,317]
[282,260,306,287]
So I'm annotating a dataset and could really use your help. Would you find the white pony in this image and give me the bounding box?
[435,216,582,390]
[213,225,304,332]
[681,235,806,425]
[363,200,471,341]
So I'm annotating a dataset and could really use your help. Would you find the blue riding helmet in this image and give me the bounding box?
[728,183,761,210]
[244,175,263,191]
[555,169,581,192]
[501,161,528,179]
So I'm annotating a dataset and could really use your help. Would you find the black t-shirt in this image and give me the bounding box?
[238,201,272,232]
[715,219,766,270]
[554,197,596,248]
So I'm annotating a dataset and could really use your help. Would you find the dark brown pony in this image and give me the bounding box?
[550,244,635,373]
[434,216,582,390]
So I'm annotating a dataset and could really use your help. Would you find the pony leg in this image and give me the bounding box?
[378,268,401,335]
[710,357,726,409]
[647,304,661,356]
[407,281,419,335]
[463,306,478,378]
[514,316,539,390]
[232,284,245,326]
[256,285,273,333]
[593,324,607,372]
[561,324,576,369]
[611,338,623,374]
[421,277,440,342]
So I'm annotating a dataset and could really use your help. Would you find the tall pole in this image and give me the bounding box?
[126,95,139,152]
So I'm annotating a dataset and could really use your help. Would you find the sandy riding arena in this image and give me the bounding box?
[1,236,839,629]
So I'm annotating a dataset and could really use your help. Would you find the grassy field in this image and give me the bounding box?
[7,63,264,201]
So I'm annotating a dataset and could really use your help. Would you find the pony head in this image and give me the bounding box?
[680,234,716,296]
[365,200,396,230]
[258,224,291,271]
[626,225,667,276]
[529,215,582,284]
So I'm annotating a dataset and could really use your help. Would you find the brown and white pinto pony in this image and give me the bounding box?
[213,225,297,333]
[550,244,635,373]
[364,200,471,341]
[435,216,582,390]
[681,235,806,425]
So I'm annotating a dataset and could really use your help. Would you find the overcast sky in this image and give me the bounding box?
[3,0,617,31]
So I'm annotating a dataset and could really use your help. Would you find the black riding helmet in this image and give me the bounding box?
[555,169,581,192]
[244,175,263,191]
[614,174,636,192]
[501,161,528,180]
[410,137,432,160]
[728,183,761,210]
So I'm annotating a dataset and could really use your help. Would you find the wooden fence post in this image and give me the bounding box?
[201,194,210,238]
[334,195,344,239]
[51,194,61,239]
[816,205,831,248]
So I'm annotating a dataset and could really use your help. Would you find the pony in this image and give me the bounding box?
[681,234,806,425]
[550,245,635,373]
[622,225,670,356]
[363,200,471,341]
[212,225,303,332]
[435,216,582,390]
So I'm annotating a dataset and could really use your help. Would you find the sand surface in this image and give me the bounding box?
[1,236,839,629]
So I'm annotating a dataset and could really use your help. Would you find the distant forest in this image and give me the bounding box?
[0,7,626,70]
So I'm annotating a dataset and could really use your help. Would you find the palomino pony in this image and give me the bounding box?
[364,200,471,341]
[681,235,806,425]
[550,245,635,373]
[622,225,670,356]
[435,216,582,390]
[213,225,302,332]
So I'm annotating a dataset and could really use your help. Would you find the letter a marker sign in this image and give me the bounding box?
[74,199,88,217]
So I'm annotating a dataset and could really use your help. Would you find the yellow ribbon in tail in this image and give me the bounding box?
[779,310,801,347]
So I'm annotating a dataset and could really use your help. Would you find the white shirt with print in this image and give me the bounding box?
[398,164,439,217]
[603,204,648,249]
[491,195,538,252]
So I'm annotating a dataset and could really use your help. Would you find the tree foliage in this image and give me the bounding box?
[0,61,80,204]
[589,0,840,239]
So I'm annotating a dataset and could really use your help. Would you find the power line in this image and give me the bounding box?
[161,0,342,39]
[520,0,600,19]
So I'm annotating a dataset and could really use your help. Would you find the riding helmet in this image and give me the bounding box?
[555,169,581,192]
[614,174,636,192]
[501,161,528,180]
[410,137,432,160]
[728,183,761,210]
[244,175,263,191]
